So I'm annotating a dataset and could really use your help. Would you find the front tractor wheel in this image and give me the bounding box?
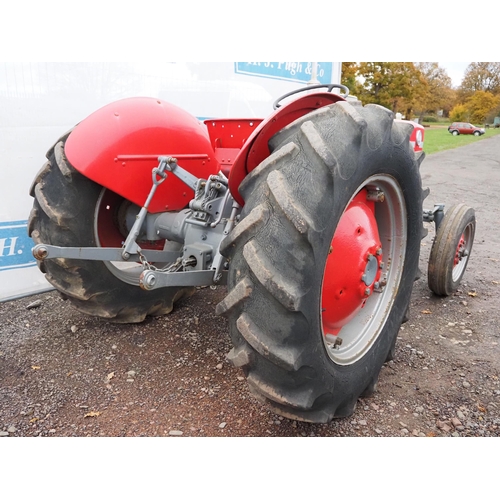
[428,203,475,296]
[217,101,423,422]
[28,134,193,323]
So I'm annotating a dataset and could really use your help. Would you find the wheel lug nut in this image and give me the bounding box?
[365,288,371,296]
[366,189,385,202]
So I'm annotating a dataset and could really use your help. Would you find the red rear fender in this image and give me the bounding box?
[228,92,346,206]
[64,97,219,213]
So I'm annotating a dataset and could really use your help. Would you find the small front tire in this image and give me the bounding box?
[428,204,475,296]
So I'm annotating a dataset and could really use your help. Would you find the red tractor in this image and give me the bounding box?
[28,84,475,423]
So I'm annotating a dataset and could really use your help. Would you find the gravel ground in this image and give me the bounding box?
[1,135,500,438]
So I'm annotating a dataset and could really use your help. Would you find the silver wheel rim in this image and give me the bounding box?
[94,188,145,286]
[452,223,473,282]
[322,175,407,365]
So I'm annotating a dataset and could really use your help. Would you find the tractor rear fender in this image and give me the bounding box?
[228,92,346,206]
[64,97,220,213]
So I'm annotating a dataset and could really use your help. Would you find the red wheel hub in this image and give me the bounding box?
[454,234,465,267]
[96,189,164,250]
[321,190,383,337]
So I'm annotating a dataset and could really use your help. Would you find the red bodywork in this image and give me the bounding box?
[65,93,346,210]
[395,119,425,153]
[225,92,345,206]
[65,96,424,213]
[65,98,219,213]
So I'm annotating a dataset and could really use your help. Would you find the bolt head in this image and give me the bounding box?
[145,274,156,287]
[365,288,371,296]
[35,246,48,260]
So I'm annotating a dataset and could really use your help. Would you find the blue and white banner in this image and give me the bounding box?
[0,220,50,301]
[0,220,36,271]
[235,62,334,85]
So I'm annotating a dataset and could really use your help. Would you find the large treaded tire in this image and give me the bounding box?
[216,102,424,422]
[28,134,193,323]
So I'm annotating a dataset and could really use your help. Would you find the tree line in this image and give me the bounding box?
[341,62,500,124]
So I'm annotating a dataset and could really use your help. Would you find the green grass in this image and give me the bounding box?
[423,127,500,155]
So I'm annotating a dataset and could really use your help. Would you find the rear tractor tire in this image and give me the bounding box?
[28,133,193,323]
[217,101,424,423]
[428,203,475,296]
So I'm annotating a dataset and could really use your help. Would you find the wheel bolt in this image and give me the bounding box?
[366,189,385,202]
[365,288,371,296]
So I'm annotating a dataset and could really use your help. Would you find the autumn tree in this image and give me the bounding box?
[449,91,500,123]
[460,62,500,96]
[465,91,500,123]
[414,62,456,118]
[341,62,360,95]
[449,104,469,122]
[354,62,426,117]
[340,62,455,119]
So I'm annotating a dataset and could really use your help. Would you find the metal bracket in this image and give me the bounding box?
[140,269,228,290]
[121,156,173,258]
[423,203,445,231]
[32,244,181,263]
[161,156,199,191]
